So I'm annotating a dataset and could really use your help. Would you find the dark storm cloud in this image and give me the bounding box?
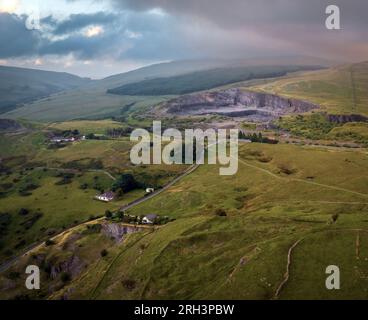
[110,0,368,62]
[0,8,186,61]
[41,10,185,60]
[1,0,368,65]
[113,0,368,29]
[52,12,117,35]
[0,13,41,58]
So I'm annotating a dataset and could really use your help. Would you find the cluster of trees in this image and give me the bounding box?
[85,133,108,140]
[18,182,39,197]
[50,129,80,138]
[112,173,139,196]
[0,212,12,239]
[277,113,338,140]
[106,127,134,138]
[105,210,172,226]
[239,131,279,144]
[61,129,80,137]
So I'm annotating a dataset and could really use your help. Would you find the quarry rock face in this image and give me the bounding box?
[327,114,368,123]
[101,222,141,243]
[161,88,319,122]
[50,255,85,280]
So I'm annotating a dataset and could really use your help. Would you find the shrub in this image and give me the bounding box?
[79,183,88,190]
[60,272,71,283]
[14,239,26,249]
[215,209,227,217]
[278,164,297,175]
[45,239,55,247]
[100,249,108,257]
[20,212,44,230]
[105,210,113,219]
[83,224,102,235]
[112,174,138,193]
[122,279,136,291]
[332,213,339,223]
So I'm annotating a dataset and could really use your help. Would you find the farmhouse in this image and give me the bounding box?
[142,214,158,224]
[50,136,77,143]
[95,191,115,202]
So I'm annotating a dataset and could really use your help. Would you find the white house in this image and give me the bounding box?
[146,188,155,194]
[95,191,115,202]
[51,136,76,143]
[142,214,158,224]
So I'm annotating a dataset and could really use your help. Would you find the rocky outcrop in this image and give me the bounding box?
[101,222,141,243]
[50,255,85,280]
[327,114,368,124]
[0,119,22,132]
[161,88,319,122]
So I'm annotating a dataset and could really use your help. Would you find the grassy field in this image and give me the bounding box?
[0,123,187,264]
[2,142,368,300]
[47,120,126,135]
[249,61,368,116]
[2,87,170,122]
[328,122,368,144]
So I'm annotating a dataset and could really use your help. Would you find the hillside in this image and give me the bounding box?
[2,57,331,122]
[107,65,322,96]
[249,61,368,116]
[0,66,91,114]
[1,142,368,300]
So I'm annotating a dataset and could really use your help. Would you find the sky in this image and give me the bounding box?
[0,0,367,78]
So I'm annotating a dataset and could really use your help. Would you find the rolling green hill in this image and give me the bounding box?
[107,65,322,96]
[2,142,368,300]
[0,66,91,114]
[249,61,368,116]
[2,57,331,122]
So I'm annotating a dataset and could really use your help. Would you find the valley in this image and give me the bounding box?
[0,59,368,300]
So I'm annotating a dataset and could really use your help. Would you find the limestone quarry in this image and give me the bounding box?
[158,88,319,122]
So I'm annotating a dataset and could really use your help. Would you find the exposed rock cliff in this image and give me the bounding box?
[160,88,319,122]
[101,222,141,243]
[327,114,368,124]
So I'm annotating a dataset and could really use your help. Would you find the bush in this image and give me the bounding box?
[20,212,44,230]
[278,164,297,175]
[79,183,88,190]
[215,209,227,217]
[45,239,55,247]
[100,249,108,257]
[60,272,71,283]
[332,213,339,223]
[18,208,29,216]
[83,224,102,235]
[105,210,113,219]
[14,239,26,249]
[112,174,138,193]
[122,279,136,291]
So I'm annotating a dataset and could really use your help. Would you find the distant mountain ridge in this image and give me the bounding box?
[0,66,92,114]
[0,57,348,122]
[106,65,323,96]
